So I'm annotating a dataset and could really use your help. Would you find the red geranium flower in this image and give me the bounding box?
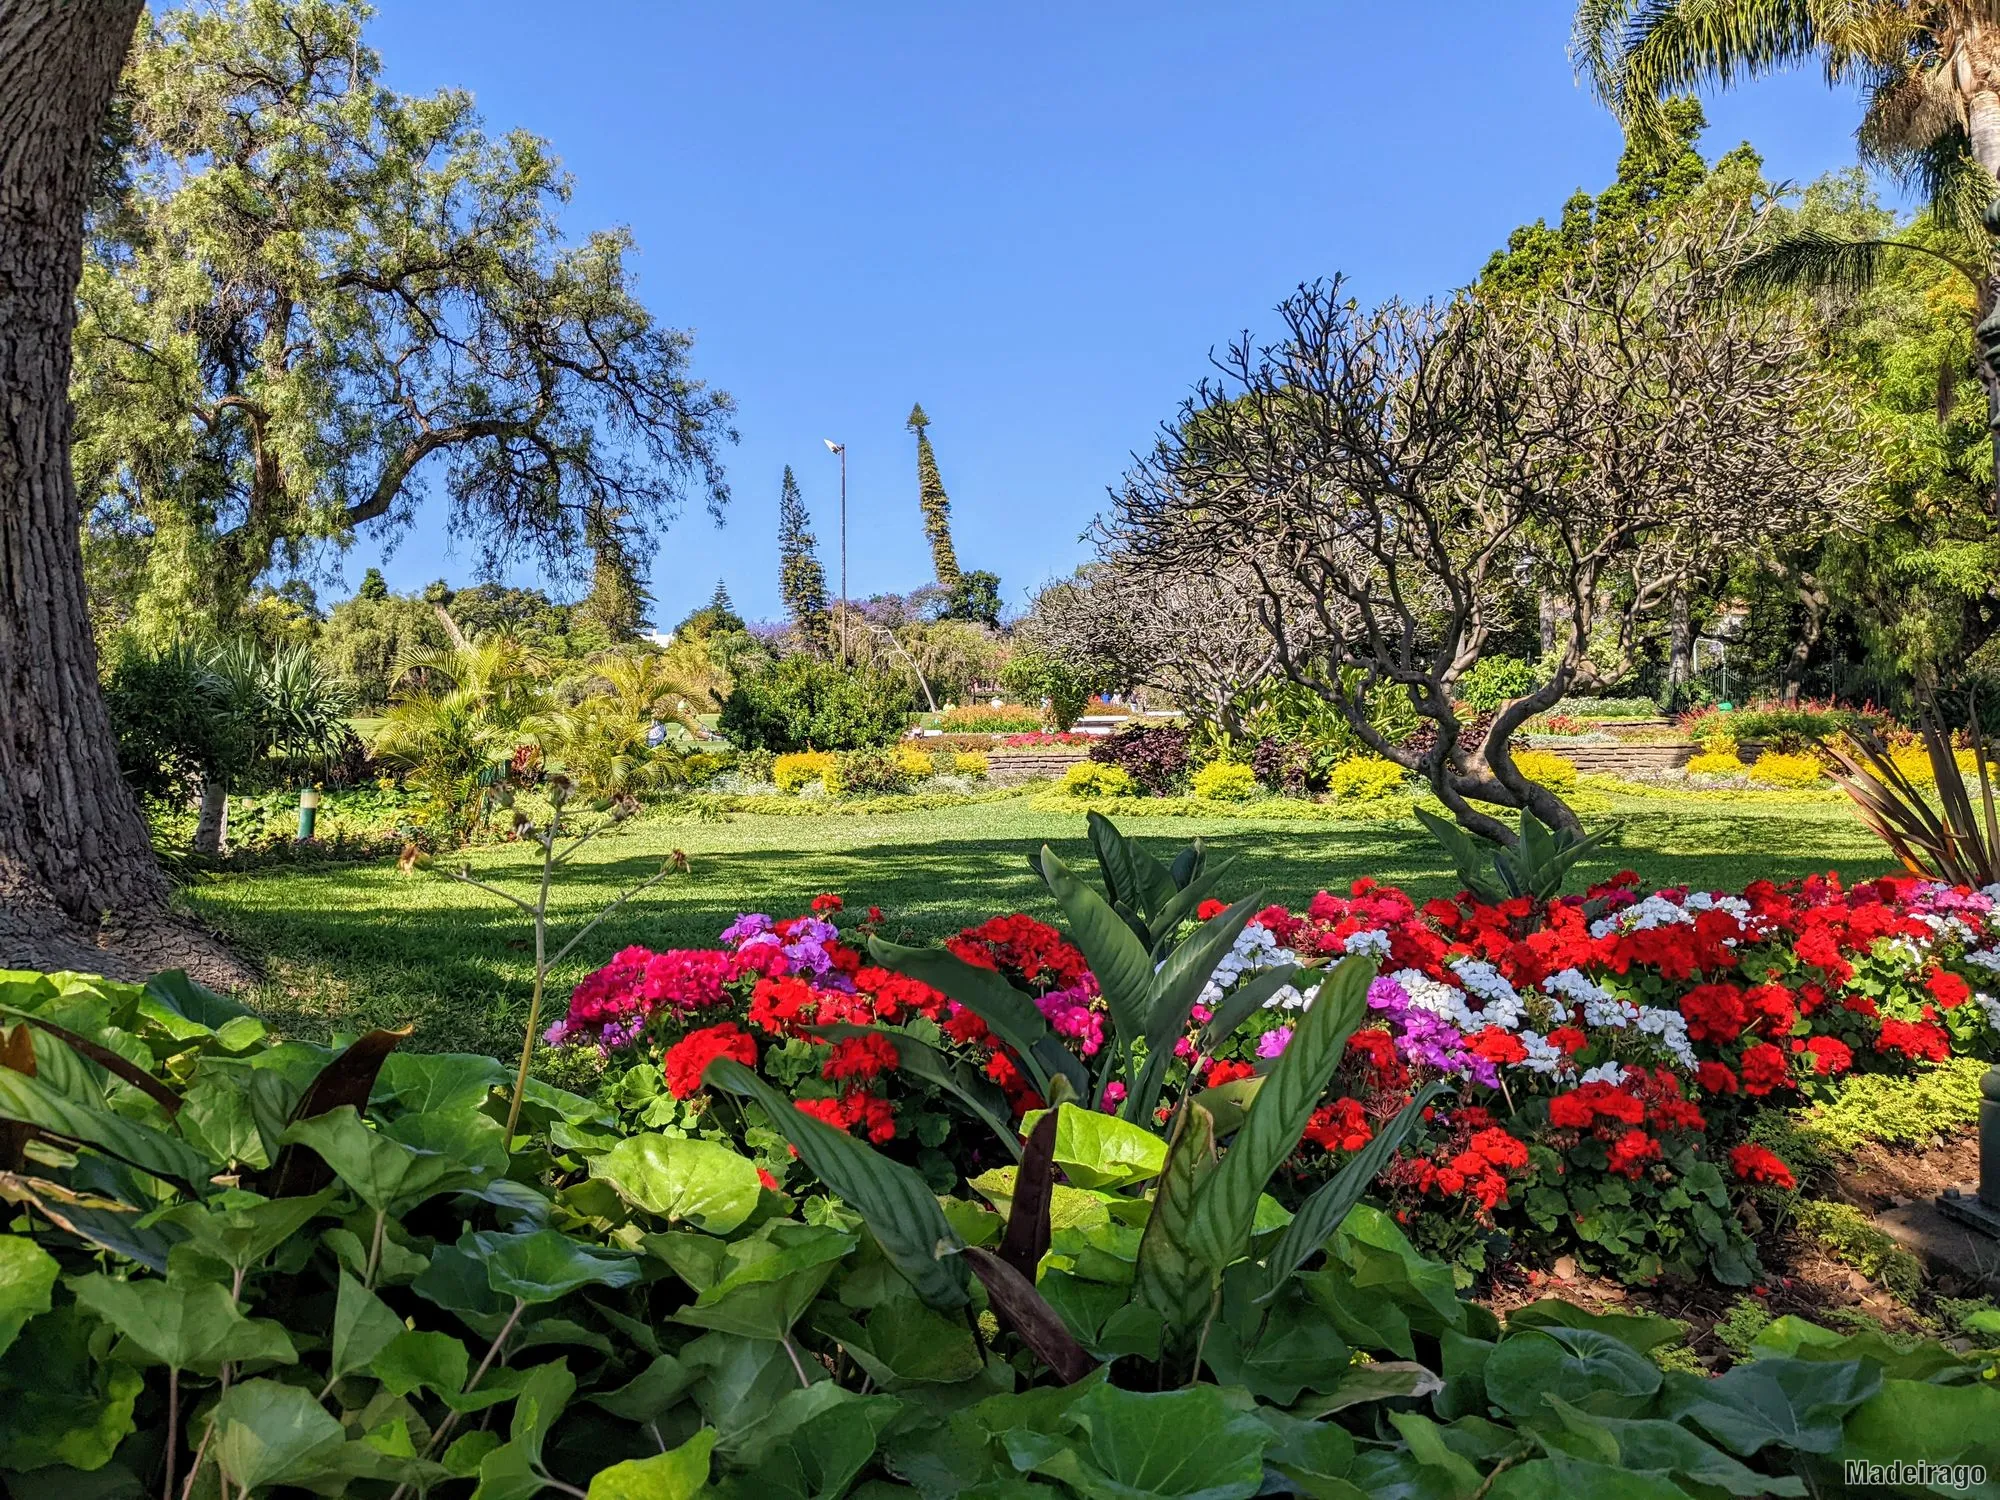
[1739,1042,1794,1096]
[1926,970,1971,1010]
[1729,1142,1796,1190]
[1695,1061,1739,1095]
[1606,1129,1661,1178]
[664,1022,757,1098]
[811,893,845,913]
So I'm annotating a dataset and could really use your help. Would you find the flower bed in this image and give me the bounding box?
[553,865,2000,1287]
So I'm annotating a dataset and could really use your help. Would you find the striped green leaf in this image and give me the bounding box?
[1132,1102,1219,1348]
[0,1068,212,1192]
[1040,846,1154,1051]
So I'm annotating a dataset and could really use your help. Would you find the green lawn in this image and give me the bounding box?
[179,788,1890,1058]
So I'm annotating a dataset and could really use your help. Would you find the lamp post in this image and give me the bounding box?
[824,438,847,664]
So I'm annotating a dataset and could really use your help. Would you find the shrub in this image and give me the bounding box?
[1456,655,1543,711]
[719,656,911,751]
[1510,747,1578,791]
[1684,749,1747,777]
[998,650,1097,730]
[939,703,1044,733]
[1190,761,1258,801]
[954,750,990,777]
[773,750,835,792]
[734,747,776,783]
[893,742,939,779]
[1747,750,1825,789]
[826,748,913,797]
[1325,754,1409,801]
[1088,723,1191,795]
[1060,761,1135,798]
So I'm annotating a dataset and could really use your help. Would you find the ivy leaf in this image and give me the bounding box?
[0,1238,58,1359]
[704,1057,968,1311]
[69,1274,296,1376]
[589,1132,761,1234]
[587,1427,717,1500]
[471,1229,643,1306]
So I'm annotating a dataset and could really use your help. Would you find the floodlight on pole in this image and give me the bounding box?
[824,441,847,663]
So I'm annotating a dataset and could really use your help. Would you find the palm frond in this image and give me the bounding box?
[1575,0,1825,123]
[1733,228,1984,300]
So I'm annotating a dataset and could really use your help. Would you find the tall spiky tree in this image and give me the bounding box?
[1572,1,2000,499]
[907,403,962,586]
[777,466,830,650]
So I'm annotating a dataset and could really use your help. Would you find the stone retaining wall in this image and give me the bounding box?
[1549,741,1762,775]
[988,750,1090,786]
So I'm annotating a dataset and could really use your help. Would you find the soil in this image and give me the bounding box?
[1478,1129,1992,1369]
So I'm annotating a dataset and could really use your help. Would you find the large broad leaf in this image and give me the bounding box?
[705,1056,968,1310]
[666,1222,852,1343]
[255,1028,410,1198]
[1841,1377,2000,1475]
[1021,1103,1166,1191]
[1131,1102,1217,1349]
[965,1247,1097,1387]
[160,1187,338,1275]
[1663,1357,1881,1457]
[371,1051,509,1115]
[1508,1299,1689,1356]
[1003,1379,1274,1499]
[0,1237,58,1360]
[70,1274,297,1375]
[1542,1396,1805,1497]
[1041,846,1154,1049]
[0,1069,212,1191]
[1181,956,1372,1272]
[589,1133,761,1234]
[140,971,255,1035]
[1085,810,1178,925]
[211,1378,384,1494]
[865,936,1087,1100]
[813,1021,1021,1159]
[278,1106,490,1214]
[471,1229,642,1306]
[1484,1327,1662,1421]
[586,1427,717,1500]
[1125,895,1264,1125]
[817,1296,987,1387]
[999,1110,1059,1279]
[710,1394,899,1500]
[0,1305,143,1472]
[1259,1082,1443,1303]
[329,1271,407,1386]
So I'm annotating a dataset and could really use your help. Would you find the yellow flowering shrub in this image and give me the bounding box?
[1747,750,1825,789]
[954,750,990,777]
[892,743,937,779]
[1684,749,1746,777]
[1511,748,1578,792]
[1191,762,1259,802]
[1061,762,1136,799]
[773,751,836,793]
[1325,755,1409,801]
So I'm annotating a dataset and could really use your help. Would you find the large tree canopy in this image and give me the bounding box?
[75,0,735,644]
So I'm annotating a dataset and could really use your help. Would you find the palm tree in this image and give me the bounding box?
[1573,1,2000,494]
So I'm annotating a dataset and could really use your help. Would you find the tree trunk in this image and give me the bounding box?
[0,3,249,987]
[1666,585,1692,704]
[192,779,229,856]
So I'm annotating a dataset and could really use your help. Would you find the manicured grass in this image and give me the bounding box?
[179,787,1889,1058]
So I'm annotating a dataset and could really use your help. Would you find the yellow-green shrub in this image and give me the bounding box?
[954,750,990,777]
[892,743,937,779]
[1191,762,1259,802]
[824,749,911,797]
[1511,748,1578,792]
[773,750,835,793]
[1748,750,1824,789]
[1325,755,1409,801]
[1061,761,1135,799]
[1684,749,1746,777]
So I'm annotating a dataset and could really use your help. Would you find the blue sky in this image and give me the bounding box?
[350,3,1882,629]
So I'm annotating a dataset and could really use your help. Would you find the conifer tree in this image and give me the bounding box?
[777,466,830,650]
[358,566,389,601]
[578,501,651,643]
[907,403,962,586]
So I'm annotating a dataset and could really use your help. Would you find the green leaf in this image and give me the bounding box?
[1197,963,1306,1053]
[1663,1357,1880,1457]
[1085,810,1177,924]
[160,1187,338,1275]
[177,1080,270,1169]
[1182,955,1372,1271]
[713,1394,900,1500]
[1485,1327,1661,1420]
[371,1051,509,1115]
[277,1105,490,1214]
[588,1427,717,1499]
[1508,1298,1688,1355]
[1202,1296,1351,1405]
[0,1305,142,1471]
[1290,1358,1444,1416]
[472,1229,643,1305]
[1004,1380,1273,1499]
[508,1358,577,1467]
[1299,1261,1416,1360]
[1017,1103,1167,1191]
[1260,1082,1442,1303]
[69,1274,296,1375]
[0,1237,58,1359]
[820,1296,987,1387]
[372,1328,471,1399]
[1544,1395,1805,1497]
[1841,1377,2000,1474]
[1131,1101,1217,1348]
[330,1270,406,1385]
[0,1069,213,1190]
[590,1131,762,1233]
[705,1056,968,1310]
[1042,845,1155,1049]
[1126,895,1264,1123]
[211,1379,349,1493]
[142,970,254,1030]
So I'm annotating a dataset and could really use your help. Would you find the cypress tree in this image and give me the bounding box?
[777,466,831,649]
[357,566,389,601]
[907,403,962,586]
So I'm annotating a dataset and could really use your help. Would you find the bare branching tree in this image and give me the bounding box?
[1109,207,1873,843]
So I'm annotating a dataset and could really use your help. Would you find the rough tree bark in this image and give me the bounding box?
[0,1,248,985]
